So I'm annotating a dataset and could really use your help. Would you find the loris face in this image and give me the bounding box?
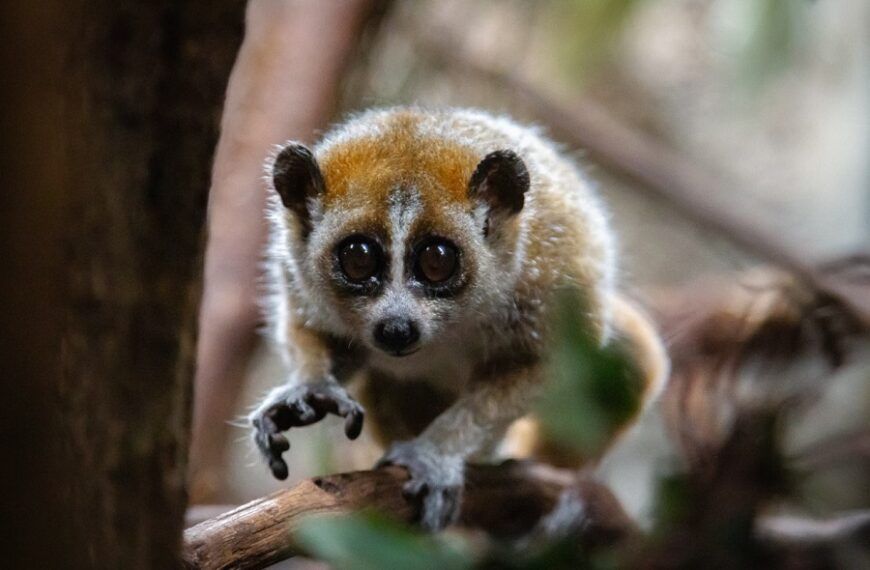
[270,126,529,358]
[306,189,483,357]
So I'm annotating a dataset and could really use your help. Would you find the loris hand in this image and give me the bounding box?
[250,381,365,479]
[377,440,465,531]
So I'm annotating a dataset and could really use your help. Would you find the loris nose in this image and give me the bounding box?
[373,318,420,354]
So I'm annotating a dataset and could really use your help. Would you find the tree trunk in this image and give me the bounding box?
[56,1,244,566]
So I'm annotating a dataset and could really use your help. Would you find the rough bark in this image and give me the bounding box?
[0,2,85,567]
[58,1,245,567]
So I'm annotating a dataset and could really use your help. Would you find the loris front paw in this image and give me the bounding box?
[377,440,465,532]
[250,381,365,480]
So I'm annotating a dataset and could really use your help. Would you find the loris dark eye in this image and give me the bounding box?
[414,239,458,284]
[338,236,382,282]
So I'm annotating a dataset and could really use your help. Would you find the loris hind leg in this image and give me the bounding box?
[503,294,669,468]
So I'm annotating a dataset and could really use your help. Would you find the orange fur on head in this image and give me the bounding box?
[319,112,480,208]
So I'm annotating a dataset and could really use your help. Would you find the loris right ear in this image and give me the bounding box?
[468,150,530,237]
[271,142,325,236]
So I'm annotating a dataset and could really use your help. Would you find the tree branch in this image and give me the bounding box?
[183,462,870,569]
[182,462,633,569]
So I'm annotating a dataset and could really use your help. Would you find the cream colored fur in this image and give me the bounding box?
[253,106,667,491]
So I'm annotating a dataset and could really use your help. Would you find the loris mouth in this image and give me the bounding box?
[386,346,421,358]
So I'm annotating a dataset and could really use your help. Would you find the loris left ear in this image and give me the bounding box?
[468,150,530,234]
[271,142,325,237]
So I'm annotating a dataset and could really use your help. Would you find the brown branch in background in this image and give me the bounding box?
[189,0,391,503]
[417,34,870,326]
[654,265,866,468]
[644,264,868,568]
[182,463,634,570]
[796,427,870,471]
[758,510,870,566]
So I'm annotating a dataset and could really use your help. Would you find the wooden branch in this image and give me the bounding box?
[757,511,870,568]
[416,33,870,325]
[796,427,870,470]
[182,462,634,569]
[183,462,870,569]
[759,510,870,548]
[653,264,867,467]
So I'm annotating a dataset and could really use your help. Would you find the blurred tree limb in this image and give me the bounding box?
[190,0,393,503]
[416,32,870,327]
[656,264,867,469]
[650,262,868,568]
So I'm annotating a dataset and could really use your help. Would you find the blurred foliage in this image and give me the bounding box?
[647,408,793,567]
[296,512,472,570]
[542,0,812,88]
[543,0,646,84]
[297,511,622,570]
[478,537,621,570]
[535,288,644,457]
[720,0,812,87]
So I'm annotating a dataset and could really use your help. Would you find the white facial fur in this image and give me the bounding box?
[288,184,516,360]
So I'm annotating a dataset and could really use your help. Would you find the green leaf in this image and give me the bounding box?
[536,288,645,457]
[544,0,647,83]
[723,0,812,88]
[296,512,473,570]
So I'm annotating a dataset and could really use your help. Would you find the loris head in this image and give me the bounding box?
[269,117,530,357]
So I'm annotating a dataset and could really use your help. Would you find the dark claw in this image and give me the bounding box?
[254,414,281,456]
[251,381,365,480]
[287,397,320,425]
[344,408,364,439]
[269,458,289,480]
[379,440,464,532]
[269,433,290,453]
[402,479,428,501]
